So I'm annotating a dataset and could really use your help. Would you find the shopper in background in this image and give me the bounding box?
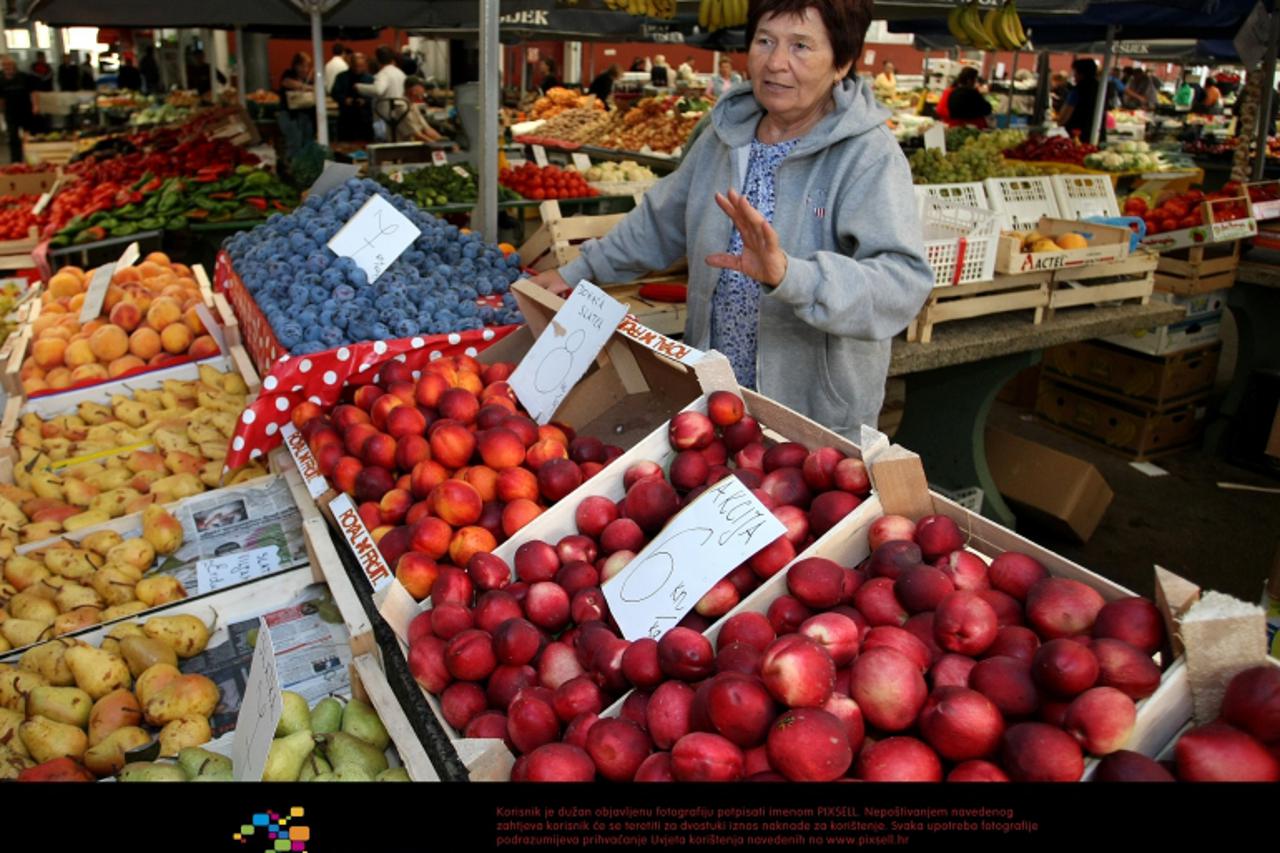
[706,57,742,98]
[117,53,142,92]
[0,56,36,164]
[1122,68,1158,110]
[57,53,80,91]
[79,55,95,90]
[399,47,420,78]
[357,45,408,129]
[631,56,651,73]
[279,52,316,155]
[324,43,348,94]
[588,63,623,104]
[941,67,992,127]
[1049,71,1069,113]
[872,60,896,101]
[533,0,932,438]
[29,52,52,91]
[1056,58,1105,142]
[186,49,225,97]
[140,45,161,93]
[650,54,671,87]
[536,58,560,94]
[333,51,374,142]
[1194,76,1224,114]
[677,56,697,86]
[397,78,446,143]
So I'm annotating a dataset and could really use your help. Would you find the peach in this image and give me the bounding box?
[353,466,395,504]
[658,627,716,682]
[761,634,835,709]
[849,647,927,732]
[706,673,777,748]
[933,590,999,656]
[936,550,991,591]
[331,456,363,494]
[867,539,924,580]
[449,525,497,568]
[1091,638,1161,700]
[721,415,762,452]
[108,301,142,332]
[63,338,95,368]
[1025,577,1105,639]
[525,438,569,472]
[437,388,479,424]
[378,488,414,526]
[1093,750,1175,782]
[429,422,476,470]
[396,552,440,600]
[1175,722,1280,782]
[585,718,651,782]
[930,653,978,690]
[765,707,852,782]
[868,514,917,552]
[145,296,182,329]
[182,305,207,335]
[1221,665,1280,744]
[670,732,744,782]
[48,271,83,298]
[70,363,109,383]
[385,405,427,440]
[809,490,860,535]
[624,478,680,534]
[476,428,525,470]
[188,335,219,359]
[395,434,431,471]
[501,498,543,537]
[370,394,405,431]
[646,680,696,750]
[496,467,539,503]
[46,367,72,388]
[915,514,964,561]
[920,686,1005,761]
[894,565,955,614]
[716,612,776,653]
[544,640,590,690]
[1032,638,1099,698]
[988,551,1048,601]
[332,404,372,431]
[969,656,1039,718]
[1001,722,1085,782]
[107,355,146,377]
[128,327,161,360]
[1092,596,1165,655]
[537,458,583,504]
[787,557,847,610]
[360,432,397,470]
[985,625,1041,663]
[1063,686,1136,755]
[863,626,932,673]
[410,460,450,500]
[854,737,945,782]
[430,480,483,527]
[854,577,908,626]
[159,322,192,354]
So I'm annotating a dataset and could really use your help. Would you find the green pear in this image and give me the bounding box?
[191,766,233,781]
[330,766,373,781]
[25,685,93,729]
[341,698,389,751]
[19,714,88,763]
[261,730,314,782]
[310,772,337,781]
[275,691,310,737]
[297,751,332,782]
[118,636,178,678]
[317,731,388,777]
[0,707,30,758]
[376,766,412,782]
[309,697,343,734]
[177,747,232,780]
[118,760,188,782]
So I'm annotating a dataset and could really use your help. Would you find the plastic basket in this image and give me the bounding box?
[984,176,1062,232]
[933,484,985,513]
[914,182,989,217]
[1052,174,1121,221]
[921,201,1002,287]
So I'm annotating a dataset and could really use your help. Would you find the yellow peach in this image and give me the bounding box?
[89,325,130,362]
[32,337,67,369]
[129,327,161,360]
[63,339,96,368]
[145,297,182,330]
[108,355,145,378]
[159,324,192,355]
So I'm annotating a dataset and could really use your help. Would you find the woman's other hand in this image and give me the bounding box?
[705,190,789,287]
[530,268,571,296]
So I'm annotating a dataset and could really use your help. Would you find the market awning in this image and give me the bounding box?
[18,0,422,29]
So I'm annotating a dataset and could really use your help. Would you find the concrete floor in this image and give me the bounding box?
[987,400,1278,603]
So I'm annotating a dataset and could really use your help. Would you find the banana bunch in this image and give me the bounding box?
[699,0,748,30]
[606,0,676,19]
[948,1,1027,51]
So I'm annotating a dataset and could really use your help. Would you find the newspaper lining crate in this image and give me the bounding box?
[1042,339,1221,409]
[1036,376,1209,460]
[906,269,1052,344]
[1154,241,1240,296]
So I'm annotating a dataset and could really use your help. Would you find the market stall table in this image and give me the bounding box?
[1204,259,1280,454]
[888,301,1184,527]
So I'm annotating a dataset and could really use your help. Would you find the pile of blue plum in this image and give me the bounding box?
[223,178,525,355]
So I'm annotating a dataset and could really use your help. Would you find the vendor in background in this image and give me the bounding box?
[1056,58,1105,142]
[677,56,697,86]
[588,63,623,104]
[1049,71,1069,113]
[397,78,446,143]
[117,53,142,91]
[1194,76,1224,114]
[79,55,95,90]
[279,52,317,155]
[706,57,743,98]
[57,53,80,91]
[323,43,348,94]
[532,0,932,438]
[186,49,226,97]
[140,46,160,93]
[333,52,374,142]
[537,58,560,94]
[29,52,52,91]
[650,54,671,87]
[0,56,36,164]
[872,60,896,101]
[939,67,992,128]
[1122,68,1158,110]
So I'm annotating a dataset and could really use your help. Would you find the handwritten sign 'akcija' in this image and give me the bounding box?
[329,492,392,591]
[281,422,330,499]
[603,477,787,641]
[327,193,421,284]
[616,315,704,366]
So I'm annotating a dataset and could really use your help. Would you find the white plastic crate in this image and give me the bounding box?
[1051,174,1121,221]
[933,484,984,513]
[984,175,1062,232]
[921,201,1002,287]
[914,182,989,217]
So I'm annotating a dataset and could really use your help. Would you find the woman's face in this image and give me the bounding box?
[748,7,850,124]
[720,60,733,78]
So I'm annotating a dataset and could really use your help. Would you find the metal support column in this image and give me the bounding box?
[309,8,328,146]
[1089,25,1115,146]
[474,0,500,241]
[1254,9,1280,180]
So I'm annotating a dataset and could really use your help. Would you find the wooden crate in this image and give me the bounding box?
[1043,339,1220,409]
[0,226,40,258]
[1155,241,1240,296]
[516,198,687,281]
[1035,376,1209,460]
[905,269,1052,344]
[22,139,78,167]
[1047,251,1156,315]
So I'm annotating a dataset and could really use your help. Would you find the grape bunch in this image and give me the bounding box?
[909,130,1036,184]
[222,178,525,355]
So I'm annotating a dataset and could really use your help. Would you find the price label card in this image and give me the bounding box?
[232,619,281,781]
[508,280,629,424]
[116,241,140,269]
[924,123,946,153]
[329,492,393,591]
[432,149,448,166]
[604,477,787,641]
[327,194,421,284]
[281,422,330,499]
[571,153,592,172]
[78,240,138,323]
[196,545,282,595]
[31,192,51,216]
[532,144,549,167]
[387,169,404,184]
[452,165,471,179]
[309,160,360,196]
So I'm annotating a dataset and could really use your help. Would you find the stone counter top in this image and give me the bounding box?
[890,302,1184,376]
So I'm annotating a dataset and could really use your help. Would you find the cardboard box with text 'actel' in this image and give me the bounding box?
[985,427,1114,542]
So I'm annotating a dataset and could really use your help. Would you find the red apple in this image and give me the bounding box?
[848,648,927,732]
[933,591,999,656]
[1001,722,1085,782]
[1032,638,1099,698]
[919,686,1005,761]
[868,514,916,552]
[1063,686,1136,755]
[766,708,852,782]
[914,514,964,561]
[670,732,744,782]
[585,718,652,782]
[988,551,1048,602]
[1221,665,1280,744]
[1092,596,1166,655]
[1025,577,1106,640]
[853,736,943,782]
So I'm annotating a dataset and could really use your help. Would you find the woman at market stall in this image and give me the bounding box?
[333,52,374,142]
[939,67,991,128]
[1194,77,1224,115]
[279,52,317,155]
[532,0,932,438]
[588,64,623,105]
[537,59,560,95]
[650,55,671,88]
[872,60,896,102]
[706,58,743,99]
[1056,58,1105,142]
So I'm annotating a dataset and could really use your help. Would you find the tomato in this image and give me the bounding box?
[1145,219,1161,235]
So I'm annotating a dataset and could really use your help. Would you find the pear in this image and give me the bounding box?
[100,601,148,621]
[54,582,103,613]
[118,760,188,782]
[26,575,71,602]
[28,471,64,502]
[297,750,332,781]
[83,468,131,493]
[88,688,144,746]
[64,645,132,700]
[178,746,232,780]
[142,505,185,557]
[134,576,186,607]
[26,685,93,728]
[83,725,151,777]
[90,566,140,606]
[317,731,388,777]
[164,452,203,477]
[262,729,314,782]
[43,547,96,581]
[0,669,48,712]
[142,614,209,658]
[150,473,204,504]
[80,529,125,558]
[52,606,102,636]
[90,488,142,519]
[19,638,80,685]
[328,766,374,781]
[106,538,155,574]
[226,465,266,486]
[143,674,219,725]
[105,622,145,642]
[133,663,181,707]
[8,591,59,624]
[77,402,112,426]
[20,521,64,544]
[376,766,412,782]
[276,691,311,737]
[158,714,212,757]
[310,772,337,781]
[309,697,343,735]
[189,766,233,781]
[2,618,54,648]
[63,479,100,509]
[0,707,29,757]
[198,461,224,489]
[125,450,166,474]
[341,698,390,751]
[223,373,249,396]
[3,554,50,590]
[20,714,88,763]
[0,742,34,780]
[63,510,112,532]
[118,636,179,678]
[0,637,9,653]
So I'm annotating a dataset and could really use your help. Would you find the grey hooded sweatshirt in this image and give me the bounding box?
[559,77,934,438]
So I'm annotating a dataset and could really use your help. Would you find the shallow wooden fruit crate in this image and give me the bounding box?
[517,199,687,281]
[22,139,78,167]
[905,269,1052,344]
[1154,241,1240,296]
[1047,250,1157,316]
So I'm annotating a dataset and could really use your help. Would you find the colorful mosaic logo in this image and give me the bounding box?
[233,808,310,852]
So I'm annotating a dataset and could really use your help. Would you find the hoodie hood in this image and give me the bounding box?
[710,75,890,157]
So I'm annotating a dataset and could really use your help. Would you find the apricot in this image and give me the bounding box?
[129,327,162,360]
[108,355,146,377]
[70,364,109,383]
[146,296,182,330]
[22,377,48,394]
[183,305,207,335]
[109,301,142,332]
[137,261,166,280]
[45,367,72,389]
[144,251,171,266]
[47,271,83,299]
[32,337,67,369]
[188,335,219,359]
[63,338,95,368]
[160,323,192,354]
[171,263,192,277]
[68,293,86,313]
[89,325,130,361]
[32,314,61,336]
[112,265,141,284]
[39,324,72,342]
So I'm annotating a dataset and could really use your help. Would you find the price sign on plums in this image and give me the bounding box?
[508,280,628,424]
[603,477,786,642]
[327,194,421,284]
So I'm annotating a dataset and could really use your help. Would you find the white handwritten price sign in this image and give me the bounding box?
[571,153,592,173]
[79,241,139,323]
[327,194,421,284]
[508,280,628,424]
[532,145,549,167]
[604,477,787,641]
[196,545,282,595]
[924,123,946,153]
[232,619,282,781]
[432,150,448,166]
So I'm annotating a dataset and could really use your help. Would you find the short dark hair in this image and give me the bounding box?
[955,66,979,87]
[333,43,345,57]
[746,0,873,76]
[1072,58,1097,79]
[376,46,395,66]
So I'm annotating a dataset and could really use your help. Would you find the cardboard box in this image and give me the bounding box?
[1042,339,1220,408]
[995,217,1131,274]
[985,427,1114,542]
[1153,288,1229,320]
[1104,312,1222,356]
[0,169,56,196]
[1035,378,1208,460]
